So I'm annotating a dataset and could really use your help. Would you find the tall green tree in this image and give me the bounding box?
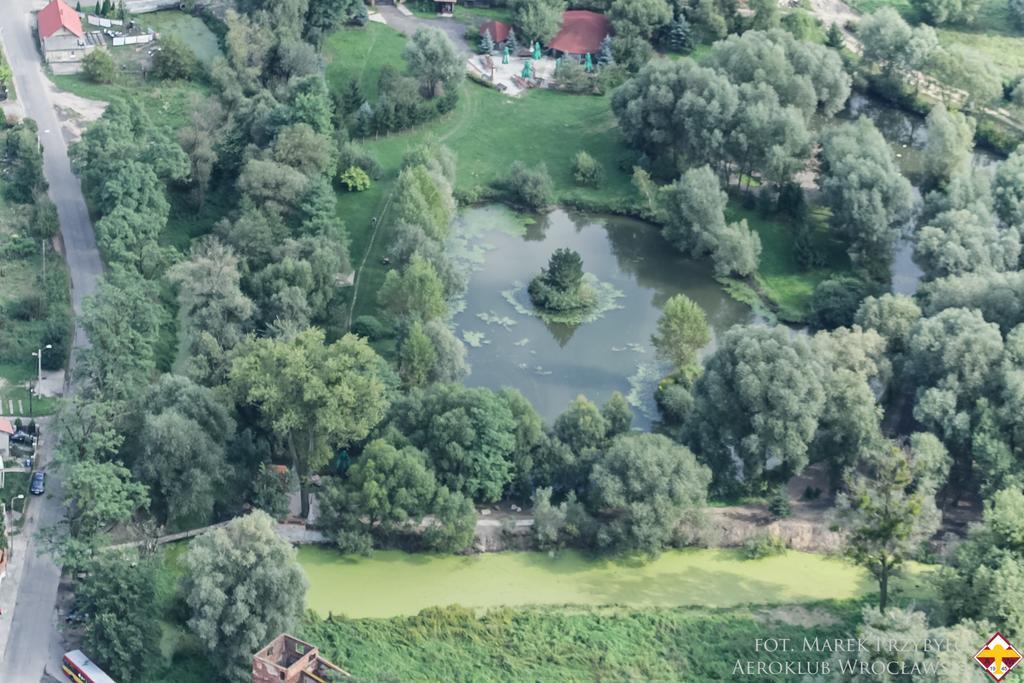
[230,328,390,516]
[921,104,975,191]
[387,384,519,502]
[994,145,1024,227]
[80,268,166,402]
[127,374,234,525]
[838,444,941,610]
[688,325,826,494]
[941,487,1024,635]
[510,0,567,43]
[819,117,914,281]
[651,294,711,377]
[76,551,162,682]
[402,28,462,98]
[378,255,448,322]
[586,433,711,554]
[183,511,308,682]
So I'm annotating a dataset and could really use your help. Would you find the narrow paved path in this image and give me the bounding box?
[0,0,105,679]
[376,5,472,54]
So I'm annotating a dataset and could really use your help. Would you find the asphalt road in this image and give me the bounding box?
[0,1,104,680]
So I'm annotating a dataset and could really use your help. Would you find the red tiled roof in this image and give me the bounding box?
[37,0,84,42]
[480,20,511,45]
[548,10,611,56]
[0,419,14,436]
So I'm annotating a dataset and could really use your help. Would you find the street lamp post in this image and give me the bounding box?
[25,381,33,418]
[31,344,52,390]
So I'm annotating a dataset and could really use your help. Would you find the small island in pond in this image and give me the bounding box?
[527,248,597,319]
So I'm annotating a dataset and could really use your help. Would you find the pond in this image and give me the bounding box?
[298,546,934,619]
[448,205,758,426]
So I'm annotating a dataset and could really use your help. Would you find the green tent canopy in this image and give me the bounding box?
[522,59,532,78]
[533,42,541,60]
[502,45,510,64]
[584,52,593,72]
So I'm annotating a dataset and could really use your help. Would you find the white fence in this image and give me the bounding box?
[81,13,123,27]
[112,33,155,46]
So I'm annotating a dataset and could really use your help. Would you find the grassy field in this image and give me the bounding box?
[134,10,222,66]
[50,73,210,133]
[849,0,1024,81]
[298,546,935,619]
[301,602,866,682]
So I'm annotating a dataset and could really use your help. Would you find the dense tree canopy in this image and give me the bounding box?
[586,433,711,554]
[687,325,826,493]
[387,384,520,502]
[511,0,567,43]
[818,117,914,281]
[76,551,162,682]
[230,328,390,516]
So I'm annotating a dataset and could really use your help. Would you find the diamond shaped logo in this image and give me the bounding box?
[975,632,1022,682]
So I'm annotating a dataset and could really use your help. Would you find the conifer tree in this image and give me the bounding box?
[479,28,495,54]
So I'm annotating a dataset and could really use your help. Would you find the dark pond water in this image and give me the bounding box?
[449,205,757,426]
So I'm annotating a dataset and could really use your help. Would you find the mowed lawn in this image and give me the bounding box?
[849,0,1024,81]
[298,546,936,619]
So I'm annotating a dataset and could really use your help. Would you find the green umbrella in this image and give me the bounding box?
[533,41,541,60]
[522,59,532,78]
[584,52,594,72]
[502,45,510,64]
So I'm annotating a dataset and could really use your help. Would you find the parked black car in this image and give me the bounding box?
[30,471,45,495]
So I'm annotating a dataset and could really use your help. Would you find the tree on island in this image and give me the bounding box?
[528,248,596,313]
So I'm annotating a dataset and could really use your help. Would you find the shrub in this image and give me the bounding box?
[656,381,694,424]
[152,35,199,81]
[572,150,604,187]
[742,533,787,559]
[340,165,371,192]
[808,276,874,329]
[769,486,791,518]
[351,315,391,340]
[502,160,553,210]
[337,142,382,179]
[82,49,116,84]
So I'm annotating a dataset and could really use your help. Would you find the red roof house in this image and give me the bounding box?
[0,419,14,436]
[480,19,511,45]
[548,10,611,57]
[37,0,83,43]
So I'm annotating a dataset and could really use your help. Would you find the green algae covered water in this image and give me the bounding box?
[298,547,933,619]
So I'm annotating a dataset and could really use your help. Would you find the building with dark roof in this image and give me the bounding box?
[480,19,512,45]
[548,10,611,58]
